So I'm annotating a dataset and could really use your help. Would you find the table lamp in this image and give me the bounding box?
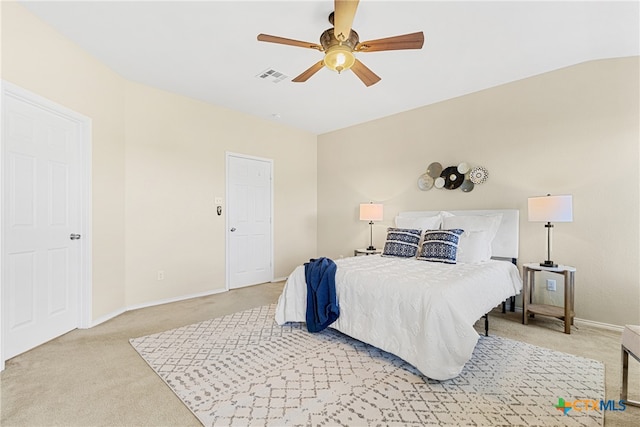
[528,194,573,268]
[359,202,383,250]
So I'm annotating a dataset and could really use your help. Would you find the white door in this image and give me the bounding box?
[226,153,273,289]
[2,84,87,361]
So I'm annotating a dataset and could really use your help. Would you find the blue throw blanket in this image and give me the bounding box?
[304,257,339,333]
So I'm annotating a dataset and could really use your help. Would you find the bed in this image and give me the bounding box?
[275,209,523,380]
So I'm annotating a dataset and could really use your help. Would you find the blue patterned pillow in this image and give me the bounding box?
[417,229,464,264]
[381,228,422,258]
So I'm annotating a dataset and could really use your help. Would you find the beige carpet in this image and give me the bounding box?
[1,281,638,426]
[131,304,604,426]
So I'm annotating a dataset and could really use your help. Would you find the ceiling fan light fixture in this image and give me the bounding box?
[323,45,355,73]
[257,4,423,86]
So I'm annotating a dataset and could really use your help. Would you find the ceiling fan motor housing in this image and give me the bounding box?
[320,27,359,50]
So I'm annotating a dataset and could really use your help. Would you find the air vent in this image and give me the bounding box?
[256,68,289,83]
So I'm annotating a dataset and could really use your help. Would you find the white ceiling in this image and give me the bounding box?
[20,1,640,135]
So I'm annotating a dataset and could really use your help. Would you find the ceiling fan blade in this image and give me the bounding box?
[292,61,325,83]
[334,0,360,42]
[356,32,425,52]
[257,34,323,51]
[350,59,381,87]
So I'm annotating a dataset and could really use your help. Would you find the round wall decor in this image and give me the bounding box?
[469,166,488,184]
[418,173,434,190]
[426,162,443,178]
[460,180,475,192]
[457,162,470,174]
[441,166,464,190]
[417,161,489,193]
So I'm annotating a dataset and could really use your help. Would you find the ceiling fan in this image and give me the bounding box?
[257,0,424,87]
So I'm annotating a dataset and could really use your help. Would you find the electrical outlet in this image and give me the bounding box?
[157,270,165,281]
[546,279,556,291]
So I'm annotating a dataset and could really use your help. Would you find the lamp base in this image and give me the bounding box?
[540,260,558,268]
[367,245,377,251]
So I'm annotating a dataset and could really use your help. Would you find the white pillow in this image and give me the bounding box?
[395,215,442,230]
[456,230,492,263]
[441,214,503,262]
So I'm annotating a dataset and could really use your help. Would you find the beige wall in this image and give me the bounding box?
[124,81,317,306]
[2,3,317,319]
[317,57,640,327]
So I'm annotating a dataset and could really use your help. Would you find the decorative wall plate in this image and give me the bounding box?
[417,173,434,190]
[441,166,464,189]
[469,166,488,184]
[457,162,470,174]
[460,179,474,192]
[434,177,445,189]
[426,162,443,178]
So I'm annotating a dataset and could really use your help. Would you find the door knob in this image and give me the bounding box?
[230,228,236,232]
[70,233,81,240]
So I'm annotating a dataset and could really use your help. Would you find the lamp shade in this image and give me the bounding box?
[359,203,383,222]
[528,195,573,222]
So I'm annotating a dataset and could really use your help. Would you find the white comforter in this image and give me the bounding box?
[275,255,522,380]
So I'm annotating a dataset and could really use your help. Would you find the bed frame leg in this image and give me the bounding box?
[484,315,489,337]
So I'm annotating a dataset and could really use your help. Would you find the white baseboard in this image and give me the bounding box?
[89,290,627,333]
[125,288,227,312]
[502,305,624,333]
[271,276,288,283]
[88,287,228,328]
[574,317,624,332]
[88,308,126,328]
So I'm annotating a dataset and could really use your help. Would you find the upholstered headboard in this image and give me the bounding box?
[397,209,519,260]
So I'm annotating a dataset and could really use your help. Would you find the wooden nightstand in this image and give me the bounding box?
[522,263,576,334]
[354,248,381,256]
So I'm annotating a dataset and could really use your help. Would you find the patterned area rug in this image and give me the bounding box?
[130,304,604,426]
